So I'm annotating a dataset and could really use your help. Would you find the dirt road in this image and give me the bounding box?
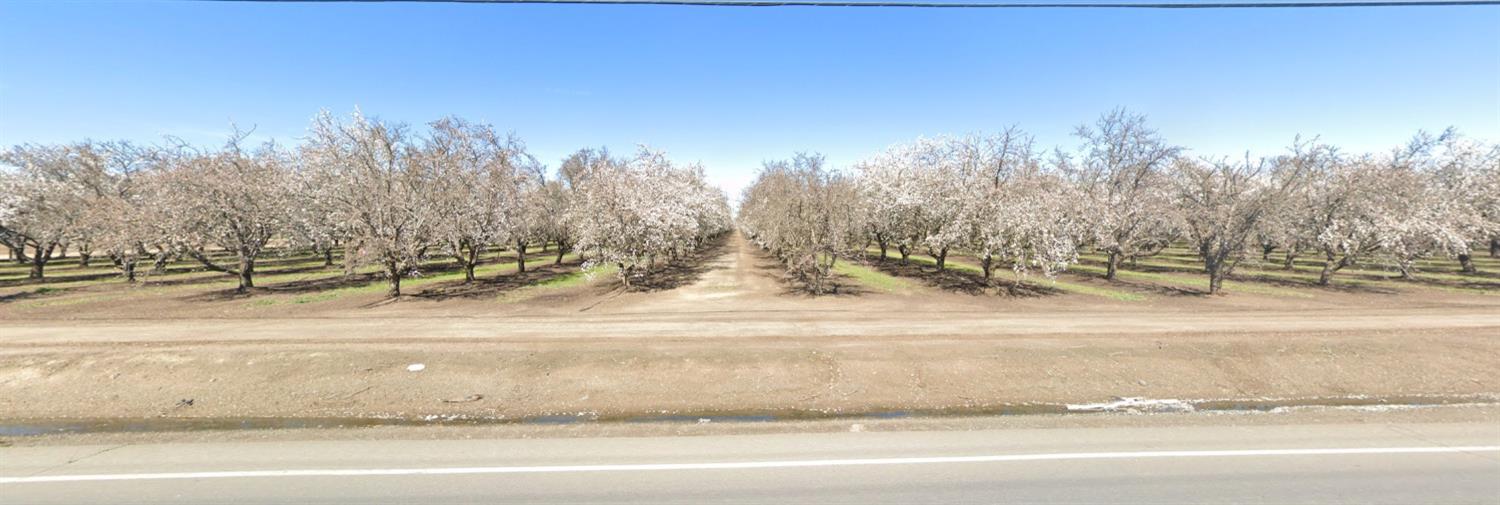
[2,233,1498,423]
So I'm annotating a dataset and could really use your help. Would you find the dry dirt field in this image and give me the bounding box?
[2,233,1498,426]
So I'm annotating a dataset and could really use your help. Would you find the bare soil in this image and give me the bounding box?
[2,233,1498,425]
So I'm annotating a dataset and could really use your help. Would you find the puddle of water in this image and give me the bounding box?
[1193,395,1477,412]
[522,415,597,425]
[625,415,778,423]
[0,396,1490,437]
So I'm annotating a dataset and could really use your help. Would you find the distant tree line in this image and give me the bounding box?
[739,109,1499,294]
[0,109,732,296]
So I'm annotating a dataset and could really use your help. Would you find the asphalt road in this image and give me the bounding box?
[3,421,1498,504]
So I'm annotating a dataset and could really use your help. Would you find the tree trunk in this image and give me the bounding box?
[236,257,255,291]
[1490,238,1499,258]
[1203,254,1223,294]
[79,252,91,268]
[28,243,54,279]
[877,241,888,262]
[515,242,527,273]
[1318,254,1339,286]
[462,247,478,283]
[1261,245,1275,261]
[1282,250,1297,270]
[555,245,566,265]
[387,262,402,298]
[459,245,480,283]
[1458,254,1476,274]
[323,248,335,267]
[934,248,948,271]
[123,261,137,283]
[981,255,994,280]
[898,245,910,265]
[1208,269,1225,294]
[1105,251,1120,280]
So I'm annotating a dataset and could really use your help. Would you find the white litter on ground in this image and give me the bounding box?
[406,363,426,372]
[1066,397,1195,414]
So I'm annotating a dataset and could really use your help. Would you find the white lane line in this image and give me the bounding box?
[3,446,1497,484]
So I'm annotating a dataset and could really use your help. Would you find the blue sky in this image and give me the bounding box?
[1,1,1496,197]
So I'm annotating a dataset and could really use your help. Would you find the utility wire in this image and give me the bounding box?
[202,0,1500,8]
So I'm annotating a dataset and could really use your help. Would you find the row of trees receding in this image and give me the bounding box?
[0,110,732,296]
[739,110,1499,294]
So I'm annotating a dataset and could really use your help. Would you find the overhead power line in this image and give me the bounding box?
[204,0,1500,8]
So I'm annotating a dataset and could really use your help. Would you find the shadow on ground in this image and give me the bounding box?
[618,234,732,292]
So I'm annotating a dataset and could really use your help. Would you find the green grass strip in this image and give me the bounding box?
[831,261,914,294]
[1068,263,1315,298]
[499,263,617,303]
[1041,279,1147,301]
